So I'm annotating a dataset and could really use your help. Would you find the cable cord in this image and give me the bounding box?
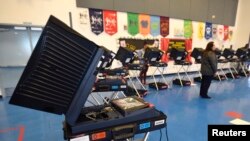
[165,127,169,141]
[159,129,162,141]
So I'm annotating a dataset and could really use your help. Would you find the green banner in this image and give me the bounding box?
[127,13,139,36]
[184,20,192,38]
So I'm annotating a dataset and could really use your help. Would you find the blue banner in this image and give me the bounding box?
[205,22,212,40]
[89,8,103,35]
[150,16,160,36]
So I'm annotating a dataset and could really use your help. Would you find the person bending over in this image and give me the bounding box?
[200,42,218,99]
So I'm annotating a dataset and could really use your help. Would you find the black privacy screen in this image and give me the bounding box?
[9,15,103,126]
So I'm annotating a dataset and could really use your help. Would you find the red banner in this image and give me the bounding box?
[160,17,169,37]
[103,10,117,35]
[224,25,229,41]
[160,38,170,62]
[185,39,193,63]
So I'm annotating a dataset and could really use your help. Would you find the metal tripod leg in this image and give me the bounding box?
[152,67,159,91]
[177,66,183,86]
[183,65,192,83]
[219,63,228,80]
[228,62,235,79]
[90,93,101,105]
[240,62,247,77]
[131,70,146,90]
[158,67,169,85]
[128,75,141,97]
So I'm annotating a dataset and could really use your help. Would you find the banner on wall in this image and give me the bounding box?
[198,22,205,40]
[169,39,186,49]
[205,22,212,40]
[89,8,104,35]
[89,8,103,35]
[160,17,169,37]
[184,20,192,38]
[79,9,89,25]
[217,25,224,41]
[212,24,218,39]
[224,25,229,41]
[103,10,117,35]
[127,13,139,36]
[150,16,160,36]
[139,14,150,36]
[160,38,170,62]
[185,39,192,62]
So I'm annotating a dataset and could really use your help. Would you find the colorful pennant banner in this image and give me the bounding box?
[184,20,192,38]
[212,24,218,39]
[139,14,150,36]
[160,17,169,37]
[150,16,160,36]
[89,8,103,35]
[224,25,229,41]
[205,22,212,40]
[197,22,205,40]
[217,25,224,41]
[127,13,139,36]
[103,10,117,35]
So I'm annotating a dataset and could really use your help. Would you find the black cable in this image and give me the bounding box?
[165,127,169,141]
[159,129,162,141]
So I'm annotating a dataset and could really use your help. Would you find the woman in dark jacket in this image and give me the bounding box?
[200,42,218,99]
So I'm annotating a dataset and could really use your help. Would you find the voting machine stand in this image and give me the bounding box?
[222,48,240,79]
[144,48,169,91]
[236,47,250,77]
[115,47,148,97]
[170,48,192,86]
[213,49,227,81]
[9,16,166,141]
[191,48,204,82]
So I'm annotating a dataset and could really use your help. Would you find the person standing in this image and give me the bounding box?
[200,42,218,99]
[136,41,149,85]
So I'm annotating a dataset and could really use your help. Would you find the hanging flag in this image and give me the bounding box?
[228,28,233,41]
[103,10,117,36]
[212,24,218,39]
[224,25,229,41]
[205,22,212,40]
[139,14,150,36]
[160,17,169,37]
[160,38,170,62]
[185,39,193,62]
[197,22,205,40]
[89,8,103,35]
[127,13,139,36]
[150,16,160,36]
[79,9,89,25]
[217,25,224,41]
[184,20,192,38]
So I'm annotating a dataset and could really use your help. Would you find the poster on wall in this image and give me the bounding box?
[212,24,218,39]
[197,22,204,40]
[139,14,150,36]
[118,38,156,51]
[169,39,186,49]
[89,8,104,35]
[217,25,224,41]
[103,10,117,36]
[184,20,192,38]
[150,16,160,36]
[79,9,89,25]
[127,13,139,36]
[224,25,229,41]
[160,17,169,37]
[205,22,212,40]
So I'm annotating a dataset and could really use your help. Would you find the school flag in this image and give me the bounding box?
[160,16,169,37]
[150,16,160,36]
[217,25,224,41]
[212,24,218,39]
[205,22,212,40]
[89,8,103,35]
[160,38,170,62]
[103,10,117,35]
[184,20,192,38]
[197,22,205,40]
[139,14,150,36]
[224,25,229,41]
[127,13,139,36]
